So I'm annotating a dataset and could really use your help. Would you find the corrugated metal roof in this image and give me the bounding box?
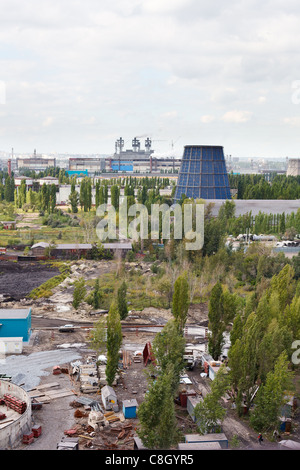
[123,399,138,408]
[31,242,50,249]
[101,385,116,398]
[0,308,31,319]
[31,242,132,250]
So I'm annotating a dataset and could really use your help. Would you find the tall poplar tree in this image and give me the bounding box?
[172,274,189,331]
[117,281,128,320]
[106,301,122,386]
[208,281,225,360]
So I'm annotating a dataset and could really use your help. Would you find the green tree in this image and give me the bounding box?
[208,281,225,360]
[72,277,86,310]
[69,180,79,213]
[89,317,107,356]
[106,301,122,386]
[172,274,189,331]
[152,319,186,392]
[92,278,102,309]
[194,364,229,434]
[137,365,179,449]
[50,184,56,213]
[250,352,294,432]
[117,281,128,320]
[111,184,120,210]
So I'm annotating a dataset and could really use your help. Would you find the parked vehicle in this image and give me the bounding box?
[58,324,75,333]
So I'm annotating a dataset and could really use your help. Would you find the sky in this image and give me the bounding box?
[1,0,300,158]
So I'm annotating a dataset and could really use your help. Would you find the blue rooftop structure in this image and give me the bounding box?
[174,145,231,201]
[67,170,88,177]
[0,308,32,342]
[122,399,138,419]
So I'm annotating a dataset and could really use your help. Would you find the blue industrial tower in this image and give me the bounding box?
[174,145,231,201]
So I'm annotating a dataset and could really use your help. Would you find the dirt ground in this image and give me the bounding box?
[0,261,60,301]
[17,335,281,451]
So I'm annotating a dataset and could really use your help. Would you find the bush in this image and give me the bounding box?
[72,278,87,309]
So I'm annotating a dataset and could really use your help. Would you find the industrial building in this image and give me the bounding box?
[14,176,34,188]
[38,176,59,186]
[0,308,32,343]
[30,242,132,259]
[69,157,106,174]
[67,137,181,175]
[286,158,300,177]
[16,150,56,172]
[174,145,231,201]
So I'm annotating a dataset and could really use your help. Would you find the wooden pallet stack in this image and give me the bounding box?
[28,382,76,403]
[4,394,27,414]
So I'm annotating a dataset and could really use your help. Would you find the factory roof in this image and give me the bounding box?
[0,308,31,319]
[31,242,132,250]
[208,199,300,216]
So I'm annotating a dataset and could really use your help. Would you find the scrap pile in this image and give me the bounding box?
[67,393,137,450]
[122,349,132,369]
[79,364,99,394]
[104,410,124,424]
[63,421,136,450]
[97,422,135,450]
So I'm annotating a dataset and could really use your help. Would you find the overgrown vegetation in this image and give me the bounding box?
[28,263,71,299]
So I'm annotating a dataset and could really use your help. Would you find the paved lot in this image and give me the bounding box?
[0,349,82,391]
[19,371,78,451]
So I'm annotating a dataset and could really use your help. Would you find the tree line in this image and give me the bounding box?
[229,173,300,199]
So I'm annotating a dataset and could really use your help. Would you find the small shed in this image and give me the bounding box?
[178,442,222,450]
[143,342,156,366]
[208,361,222,381]
[179,390,197,408]
[0,337,23,354]
[281,394,297,418]
[101,385,117,411]
[122,399,138,419]
[185,433,228,449]
[133,437,148,450]
[278,440,300,450]
[1,221,16,230]
[187,395,202,422]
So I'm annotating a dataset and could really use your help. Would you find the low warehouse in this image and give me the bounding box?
[185,433,228,449]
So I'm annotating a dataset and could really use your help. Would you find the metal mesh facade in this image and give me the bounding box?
[174,145,231,200]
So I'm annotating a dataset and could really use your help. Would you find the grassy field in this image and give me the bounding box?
[86,270,168,311]
[0,208,102,247]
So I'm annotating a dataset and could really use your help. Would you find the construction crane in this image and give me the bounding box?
[171,136,181,152]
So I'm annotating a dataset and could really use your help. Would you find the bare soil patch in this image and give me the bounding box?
[0,261,60,301]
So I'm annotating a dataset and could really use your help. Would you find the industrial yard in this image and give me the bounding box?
[0,312,280,451]
[0,254,295,451]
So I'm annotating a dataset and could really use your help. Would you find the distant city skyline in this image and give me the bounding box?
[1,1,300,158]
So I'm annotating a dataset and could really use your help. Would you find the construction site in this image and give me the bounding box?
[1,303,294,452]
[0,257,299,452]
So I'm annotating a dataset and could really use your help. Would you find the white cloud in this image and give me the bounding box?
[201,115,215,123]
[0,1,300,155]
[283,117,300,127]
[222,110,253,123]
[42,116,54,127]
